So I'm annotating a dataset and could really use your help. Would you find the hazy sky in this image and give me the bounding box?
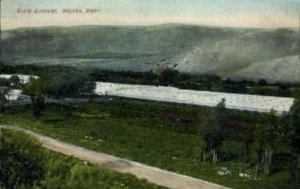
[1,0,300,29]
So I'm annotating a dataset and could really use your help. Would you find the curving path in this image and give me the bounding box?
[0,125,230,189]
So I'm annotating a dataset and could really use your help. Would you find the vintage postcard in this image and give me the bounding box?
[1,1,299,189]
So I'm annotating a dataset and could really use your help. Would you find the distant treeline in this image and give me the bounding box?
[1,62,300,98]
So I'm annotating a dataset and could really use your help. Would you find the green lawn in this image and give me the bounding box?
[0,128,164,189]
[0,99,294,189]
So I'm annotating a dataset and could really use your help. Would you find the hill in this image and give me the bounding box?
[1,24,299,83]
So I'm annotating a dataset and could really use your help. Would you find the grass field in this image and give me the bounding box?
[0,98,294,189]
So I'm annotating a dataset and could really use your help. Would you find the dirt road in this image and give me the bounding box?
[0,125,230,189]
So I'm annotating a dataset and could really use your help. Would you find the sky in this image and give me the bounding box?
[1,0,300,29]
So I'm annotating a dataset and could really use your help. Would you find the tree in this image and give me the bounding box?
[46,70,95,98]
[258,79,267,86]
[9,75,20,86]
[0,78,10,113]
[44,70,95,118]
[254,110,285,175]
[286,99,300,188]
[23,77,47,119]
[200,98,226,163]
[159,69,179,86]
[0,87,8,113]
[287,100,300,153]
[242,123,255,165]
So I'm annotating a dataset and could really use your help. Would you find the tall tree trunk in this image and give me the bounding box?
[243,147,248,172]
[212,149,218,164]
[243,148,247,164]
[260,151,265,169]
[263,149,273,175]
[255,164,258,179]
[202,152,206,162]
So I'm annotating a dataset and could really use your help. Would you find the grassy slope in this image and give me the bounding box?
[0,128,164,189]
[0,99,293,189]
[1,25,299,83]
[70,52,157,59]
[231,55,300,83]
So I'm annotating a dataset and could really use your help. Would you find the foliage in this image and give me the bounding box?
[0,129,45,189]
[1,62,300,98]
[1,62,299,189]
[159,69,179,86]
[200,99,226,163]
[0,78,10,87]
[45,70,96,98]
[253,111,285,175]
[1,99,298,189]
[9,75,21,86]
[23,77,47,118]
[0,87,8,113]
[286,100,300,188]
[0,129,164,189]
[287,99,300,153]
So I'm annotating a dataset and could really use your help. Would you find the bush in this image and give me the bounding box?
[0,129,163,189]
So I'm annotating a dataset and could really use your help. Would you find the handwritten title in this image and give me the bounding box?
[16,8,100,14]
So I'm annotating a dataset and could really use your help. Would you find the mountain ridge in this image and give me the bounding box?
[1,24,299,83]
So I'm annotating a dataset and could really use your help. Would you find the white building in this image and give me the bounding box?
[95,82,295,115]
